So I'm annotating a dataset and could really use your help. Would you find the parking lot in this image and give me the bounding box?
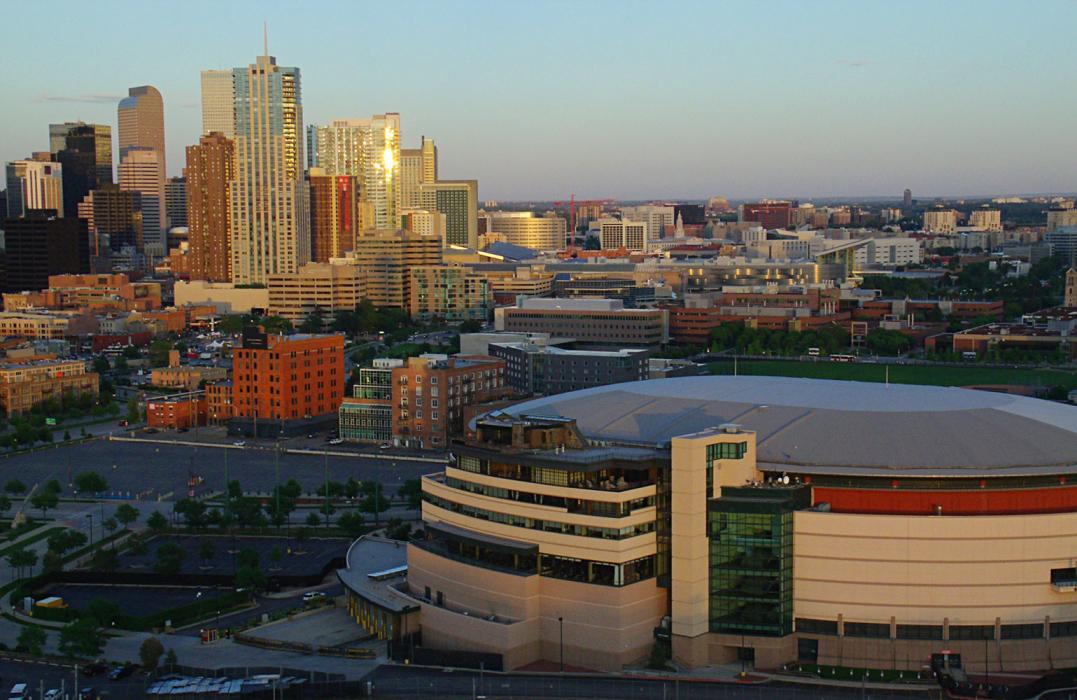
[0,438,441,501]
[115,534,348,578]
[33,584,213,617]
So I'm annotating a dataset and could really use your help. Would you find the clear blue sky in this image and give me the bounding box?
[2,0,1075,201]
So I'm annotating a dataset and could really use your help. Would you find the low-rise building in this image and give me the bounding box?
[0,358,98,417]
[0,312,72,340]
[149,365,228,390]
[489,342,649,396]
[267,261,363,323]
[230,328,345,436]
[173,281,269,315]
[408,266,492,322]
[494,298,668,349]
[392,354,508,449]
[206,380,233,426]
[146,395,207,430]
[339,358,402,444]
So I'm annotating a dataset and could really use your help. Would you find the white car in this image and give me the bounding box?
[302,591,326,602]
[232,440,246,447]
[328,438,343,445]
[44,691,61,700]
[379,443,392,450]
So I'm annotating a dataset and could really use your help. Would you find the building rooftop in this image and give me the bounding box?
[491,376,1077,476]
[336,536,414,613]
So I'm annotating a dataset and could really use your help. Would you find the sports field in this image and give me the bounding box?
[706,359,1077,391]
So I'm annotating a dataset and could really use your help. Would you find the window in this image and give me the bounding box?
[897,624,943,640]
[843,622,890,639]
[1001,623,1043,640]
[796,619,838,636]
[949,625,994,641]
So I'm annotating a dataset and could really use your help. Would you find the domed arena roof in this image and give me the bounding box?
[495,376,1077,477]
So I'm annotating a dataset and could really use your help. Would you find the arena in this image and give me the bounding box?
[393,376,1077,673]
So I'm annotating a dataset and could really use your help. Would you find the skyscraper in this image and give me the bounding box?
[118,148,164,254]
[229,53,309,284]
[200,70,236,139]
[421,136,438,184]
[53,124,112,218]
[166,177,187,228]
[307,114,401,230]
[2,211,89,292]
[308,168,359,262]
[903,188,912,208]
[118,86,167,254]
[5,160,64,218]
[185,132,234,282]
[92,185,143,252]
[418,180,478,248]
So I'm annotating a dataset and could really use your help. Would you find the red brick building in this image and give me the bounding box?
[741,201,793,229]
[230,329,344,435]
[146,396,207,430]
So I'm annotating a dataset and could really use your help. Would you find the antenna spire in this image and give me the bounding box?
[263,22,268,56]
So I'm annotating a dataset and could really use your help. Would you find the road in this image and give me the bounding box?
[366,666,934,699]
[0,437,441,502]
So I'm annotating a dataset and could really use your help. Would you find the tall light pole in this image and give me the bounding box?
[558,616,564,672]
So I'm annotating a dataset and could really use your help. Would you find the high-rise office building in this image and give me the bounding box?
[903,188,913,208]
[200,70,236,139]
[621,205,674,240]
[5,160,64,218]
[308,169,360,262]
[92,185,143,252]
[594,218,649,252]
[421,136,437,183]
[485,211,567,250]
[352,229,442,309]
[185,132,234,282]
[166,177,187,228]
[418,180,478,249]
[118,86,166,252]
[2,211,89,293]
[969,205,1002,233]
[53,124,113,219]
[118,148,165,254]
[307,114,401,230]
[229,53,309,284]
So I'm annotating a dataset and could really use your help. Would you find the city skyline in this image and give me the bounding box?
[2,0,1077,200]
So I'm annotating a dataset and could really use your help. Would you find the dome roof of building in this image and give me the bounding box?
[493,376,1077,477]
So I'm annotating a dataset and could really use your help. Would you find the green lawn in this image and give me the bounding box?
[707,360,1077,391]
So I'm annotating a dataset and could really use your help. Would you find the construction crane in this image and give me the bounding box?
[553,194,618,234]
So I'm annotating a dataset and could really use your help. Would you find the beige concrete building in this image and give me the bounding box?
[150,365,227,390]
[594,218,649,252]
[969,206,1002,232]
[486,212,567,251]
[200,70,235,139]
[173,280,269,314]
[351,230,442,310]
[923,207,958,233]
[267,261,363,322]
[229,54,309,284]
[4,160,64,217]
[118,86,166,253]
[0,312,72,340]
[1047,207,1077,232]
[388,376,1077,674]
[0,358,98,417]
[401,209,446,240]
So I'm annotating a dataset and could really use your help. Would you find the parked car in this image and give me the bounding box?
[43,690,60,700]
[9,683,29,700]
[108,664,134,681]
[328,438,344,445]
[379,443,392,450]
[302,591,326,602]
[232,440,246,447]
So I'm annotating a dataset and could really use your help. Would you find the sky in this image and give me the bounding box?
[2,0,1075,201]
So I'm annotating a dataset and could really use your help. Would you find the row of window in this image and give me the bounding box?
[422,492,656,540]
[443,476,655,518]
[795,618,1069,640]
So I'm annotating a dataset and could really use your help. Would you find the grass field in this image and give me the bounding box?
[706,359,1077,391]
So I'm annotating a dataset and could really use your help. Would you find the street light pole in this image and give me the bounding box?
[85,513,93,548]
[558,616,564,672]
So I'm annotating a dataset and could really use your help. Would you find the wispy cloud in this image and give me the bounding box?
[836,58,872,68]
[33,92,123,104]
[179,100,199,109]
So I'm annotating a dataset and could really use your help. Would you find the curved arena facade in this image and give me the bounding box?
[402,376,1077,673]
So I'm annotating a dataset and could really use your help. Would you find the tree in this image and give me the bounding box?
[16,625,46,656]
[269,546,283,570]
[47,529,87,556]
[139,637,165,670]
[155,542,185,575]
[199,539,215,566]
[102,517,118,544]
[398,479,422,509]
[89,547,118,572]
[6,547,37,580]
[29,489,58,520]
[294,527,309,552]
[298,310,324,334]
[386,517,412,541]
[458,319,483,333]
[114,503,140,530]
[261,316,293,335]
[344,477,361,500]
[91,356,111,375]
[305,512,321,528]
[126,398,141,424]
[237,548,259,570]
[4,480,25,495]
[337,511,365,537]
[86,597,121,627]
[74,471,108,494]
[175,498,208,529]
[44,480,62,495]
[58,617,104,658]
[0,494,11,517]
[235,565,266,593]
[146,510,168,534]
[163,648,178,667]
[148,340,172,368]
[42,550,63,575]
